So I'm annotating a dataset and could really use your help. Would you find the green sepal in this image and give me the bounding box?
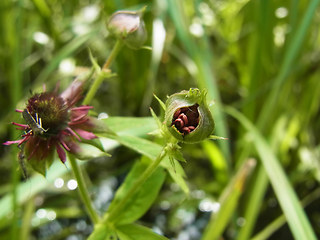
[149,107,162,129]
[26,146,55,177]
[153,94,166,111]
[73,143,111,160]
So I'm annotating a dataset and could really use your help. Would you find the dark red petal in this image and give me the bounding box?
[12,122,29,128]
[3,139,25,145]
[71,106,94,111]
[74,129,97,140]
[56,143,66,163]
[59,140,71,151]
[65,127,81,141]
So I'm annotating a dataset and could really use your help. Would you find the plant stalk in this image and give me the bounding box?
[68,154,100,224]
[82,40,123,105]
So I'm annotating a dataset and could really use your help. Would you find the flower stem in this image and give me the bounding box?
[102,40,123,71]
[68,154,100,224]
[104,146,168,223]
[82,40,123,105]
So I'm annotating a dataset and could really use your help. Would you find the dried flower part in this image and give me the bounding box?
[165,89,215,143]
[107,9,147,49]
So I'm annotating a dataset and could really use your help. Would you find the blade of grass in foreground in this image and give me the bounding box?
[225,106,317,240]
[251,188,320,240]
[202,158,256,240]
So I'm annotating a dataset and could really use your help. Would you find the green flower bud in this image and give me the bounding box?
[164,88,215,143]
[107,9,147,49]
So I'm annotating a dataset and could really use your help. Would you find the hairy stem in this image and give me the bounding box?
[68,154,100,224]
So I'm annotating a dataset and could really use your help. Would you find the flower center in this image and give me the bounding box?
[172,104,199,135]
[25,92,69,136]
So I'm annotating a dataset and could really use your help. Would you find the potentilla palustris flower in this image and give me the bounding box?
[4,78,99,175]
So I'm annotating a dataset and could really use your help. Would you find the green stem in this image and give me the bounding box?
[104,146,168,223]
[102,40,123,71]
[68,154,100,224]
[82,40,123,105]
[20,196,34,240]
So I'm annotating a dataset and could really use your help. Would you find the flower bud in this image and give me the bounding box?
[164,89,215,143]
[107,9,147,49]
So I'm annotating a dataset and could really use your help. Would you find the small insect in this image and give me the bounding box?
[22,109,48,135]
[18,145,28,179]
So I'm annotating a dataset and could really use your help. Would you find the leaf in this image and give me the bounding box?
[113,134,189,194]
[225,106,317,240]
[107,160,166,225]
[87,223,117,240]
[116,223,168,240]
[102,117,157,136]
[75,142,111,160]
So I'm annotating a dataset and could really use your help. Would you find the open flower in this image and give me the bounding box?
[4,78,100,175]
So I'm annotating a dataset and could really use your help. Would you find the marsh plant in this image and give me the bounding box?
[1,2,320,240]
[3,7,226,240]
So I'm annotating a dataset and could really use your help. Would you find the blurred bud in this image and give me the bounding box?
[164,89,215,143]
[107,8,147,49]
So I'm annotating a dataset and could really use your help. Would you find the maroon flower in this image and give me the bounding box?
[4,78,99,175]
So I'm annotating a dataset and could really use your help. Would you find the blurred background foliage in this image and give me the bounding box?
[0,0,320,239]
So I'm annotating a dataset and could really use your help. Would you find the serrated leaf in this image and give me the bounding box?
[107,160,166,225]
[116,223,168,240]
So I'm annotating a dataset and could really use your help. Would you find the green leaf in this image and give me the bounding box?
[116,223,168,240]
[225,106,317,240]
[107,160,166,225]
[87,223,117,240]
[102,117,157,136]
[74,142,110,161]
[113,134,189,194]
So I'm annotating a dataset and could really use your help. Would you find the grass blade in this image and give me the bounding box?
[225,106,317,240]
[202,158,256,240]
